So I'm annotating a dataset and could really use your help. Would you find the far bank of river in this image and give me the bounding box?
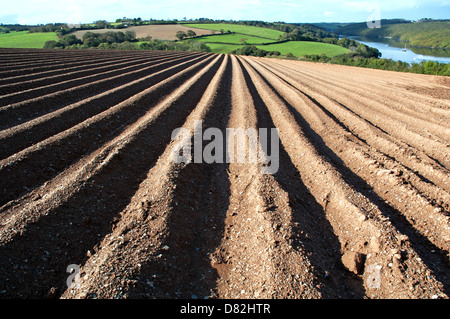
[347,36,450,64]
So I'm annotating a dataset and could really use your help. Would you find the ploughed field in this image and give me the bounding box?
[0,48,449,299]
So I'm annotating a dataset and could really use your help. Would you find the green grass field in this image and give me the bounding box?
[202,41,349,57]
[375,21,450,48]
[184,23,349,57]
[183,23,284,40]
[0,31,58,48]
[196,33,276,45]
[256,41,350,57]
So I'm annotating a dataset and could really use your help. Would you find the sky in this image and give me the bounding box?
[1,0,449,25]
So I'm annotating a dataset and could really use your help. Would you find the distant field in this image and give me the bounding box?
[72,24,216,41]
[0,25,349,58]
[196,33,276,44]
[183,23,284,40]
[201,41,349,57]
[0,31,58,48]
[184,24,348,57]
[256,41,350,57]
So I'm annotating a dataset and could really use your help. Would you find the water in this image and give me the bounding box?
[348,36,450,64]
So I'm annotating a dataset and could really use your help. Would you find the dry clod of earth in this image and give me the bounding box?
[341,251,365,275]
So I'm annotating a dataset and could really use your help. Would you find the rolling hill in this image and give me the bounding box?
[336,20,450,49]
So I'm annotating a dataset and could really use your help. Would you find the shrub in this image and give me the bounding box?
[186,30,196,37]
[231,45,268,57]
[44,40,61,49]
[176,31,187,40]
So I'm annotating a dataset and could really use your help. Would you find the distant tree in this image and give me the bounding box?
[239,38,248,45]
[138,35,152,41]
[59,34,82,47]
[271,51,281,56]
[337,37,349,48]
[176,31,187,40]
[186,30,196,37]
[124,30,136,41]
[95,20,108,29]
[354,43,381,58]
[96,42,110,49]
[44,40,60,49]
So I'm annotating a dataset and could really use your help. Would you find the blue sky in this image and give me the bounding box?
[1,0,449,25]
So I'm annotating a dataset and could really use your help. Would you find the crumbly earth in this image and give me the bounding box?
[0,48,448,299]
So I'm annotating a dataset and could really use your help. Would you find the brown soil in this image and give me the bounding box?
[72,24,217,41]
[0,48,448,299]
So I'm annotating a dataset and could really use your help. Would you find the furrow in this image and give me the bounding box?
[0,52,183,94]
[255,58,450,195]
[275,59,450,120]
[0,49,168,78]
[247,57,450,269]
[0,54,191,106]
[235,56,367,298]
[0,47,447,300]
[0,54,216,207]
[0,53,208,127]
[0,53,207,131]
[0,54,224,298]
[241,56,448,299]
[212,55,322,299]
[277,58,450,135]
[0,53,117,72]
[0,51,182,85]
[0,54,209,159]
[62,54,231,299]
[263,59,450,167]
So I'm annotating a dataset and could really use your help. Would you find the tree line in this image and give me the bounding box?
[43,30,211,53]
[175,30,197,40]
[44,31,137,49]
[231,45,281,57]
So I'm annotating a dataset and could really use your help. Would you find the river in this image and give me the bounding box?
[348,36,450,64]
